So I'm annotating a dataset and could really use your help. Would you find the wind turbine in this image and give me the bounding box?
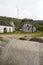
[16,6,19,18]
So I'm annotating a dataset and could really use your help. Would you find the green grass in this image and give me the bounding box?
[0,31,43,37]
[32,32,43,37]
[0,31,33,34]
[13,31,43,37]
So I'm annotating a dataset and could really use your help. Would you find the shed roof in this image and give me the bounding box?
[0,20,13,27]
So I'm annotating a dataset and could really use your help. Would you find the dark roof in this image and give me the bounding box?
[0,20,13,27]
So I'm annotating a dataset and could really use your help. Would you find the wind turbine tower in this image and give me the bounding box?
[16,6,19,18]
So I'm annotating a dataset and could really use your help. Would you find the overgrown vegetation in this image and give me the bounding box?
[34,22,43,31]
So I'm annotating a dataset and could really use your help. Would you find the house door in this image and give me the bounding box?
[4,28,7,33]
[9,28,11,32]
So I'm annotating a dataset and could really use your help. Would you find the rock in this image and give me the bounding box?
[30,37,43,43]
[0,38,43,65]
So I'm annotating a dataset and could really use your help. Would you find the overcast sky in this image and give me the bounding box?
[0,0,43,20]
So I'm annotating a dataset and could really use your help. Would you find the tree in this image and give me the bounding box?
[34,22,43,31]
[21,18,33,24]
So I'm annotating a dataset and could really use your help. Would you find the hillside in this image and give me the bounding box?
[34,20,43,25]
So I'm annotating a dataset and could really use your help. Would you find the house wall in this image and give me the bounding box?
[10,21,15,31]
[22,23,36,32]
[0,25,13,33]
[33,27,36,32]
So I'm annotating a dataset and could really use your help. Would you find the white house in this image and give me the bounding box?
[0,21,15,33]
[20,21,36,32]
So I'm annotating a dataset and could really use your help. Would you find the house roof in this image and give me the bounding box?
[0,20,13,27]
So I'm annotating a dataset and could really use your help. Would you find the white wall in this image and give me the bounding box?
[33,27,36,32]
[10,21,15,31]
[0,25,13,33]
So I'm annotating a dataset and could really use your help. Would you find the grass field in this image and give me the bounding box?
[0,31,43,38]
